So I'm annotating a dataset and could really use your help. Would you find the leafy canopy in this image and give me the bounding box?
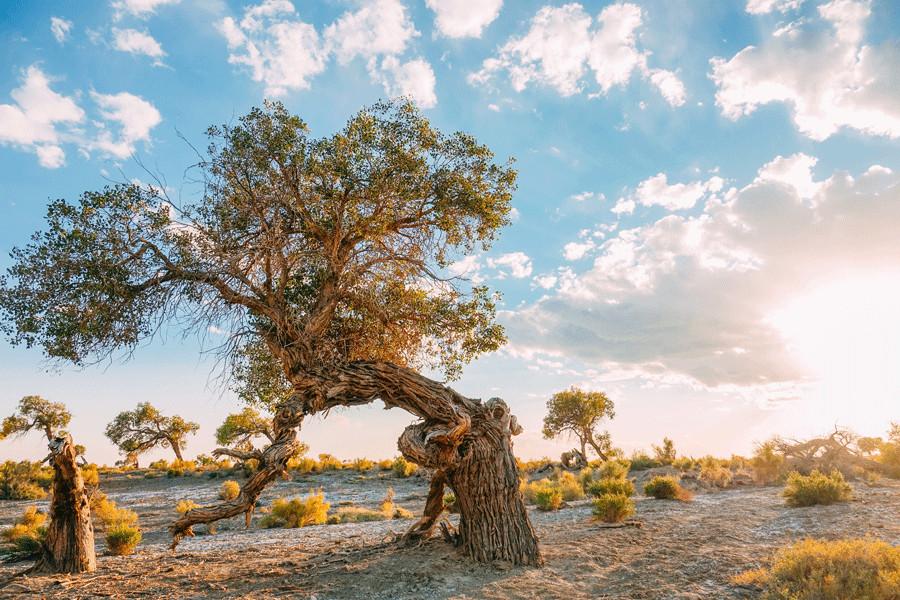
[542,387,615,457]
[215,407,273,447]
[1,396,71,441]
[104,403,199,458]
[0,100,515,404]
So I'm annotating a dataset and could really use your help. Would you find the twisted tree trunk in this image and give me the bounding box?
[169,361,543,566]
[31,433,96,574]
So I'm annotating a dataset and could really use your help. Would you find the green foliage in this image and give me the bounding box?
[700,463,734,488]
[595,459,631,480]
[166,459,197,478]
[732,538,900,599]
[652,437,677,465]
[215,407,273,448]
[592,493,635,523]
[81,464,100,487]
[534,488,563,511]
[0,460,52,499]
[260,490,330,528]
[175,499,200,514]
[219,480,241,501]
[1,506,47,560]
[349,458,374,472]
[522,471,585,506]
[542,387,615,459]
[392,456,417,478]
[644,476,692,501]
[443,492,458,514]
[587,478,635,498]
[752,441,786,484]
[91,491,138,530]
[0,395,71,440]
[317,454,343,471]
[783,470,852,507]
[105,523,141,556]
[105,403,199,463]
[629,451,661,471]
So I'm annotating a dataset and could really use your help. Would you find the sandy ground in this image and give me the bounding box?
[1,470,898,599]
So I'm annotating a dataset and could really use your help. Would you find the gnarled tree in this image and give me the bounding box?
[105,403,199,463]
[0,397,95,573]
[543,387,615,464]
[0,100,541,565]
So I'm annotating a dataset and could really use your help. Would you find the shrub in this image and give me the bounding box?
[376,459,394,471]
[644,476,692,501]
[592,493,635,523]
[554,470,585,501]
[588,478,635,498]
[166,459,196,478]
[732,538,900,599]
[752,441,785,484]
[534,488,563,511]
[392,456,417,478]
[219,480,241,501]
[349,458,374,472]
[317,454,343,471]
[290,456,318,474]
[673,457,699,472]
[652,437,677,464]
[0,460,52,499]
[1,506,47,559]
[596,459,631,480]
[106,523,141,556]
[175,499,200,514]
[443,492,458,514]
[516,457,553,473]
[328,506,386,523]
[260,491,330,528]
[783,470,852,507]
[700,464,733,488]
[629,451,660,471]
[81,464,100,487]
[148,459,169,470]
[91,491,138,530]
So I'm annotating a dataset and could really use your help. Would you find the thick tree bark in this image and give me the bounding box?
[31,433,96,574]
[171,440,184,462]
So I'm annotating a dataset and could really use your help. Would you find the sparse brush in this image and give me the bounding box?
[596,459,631,480]
[80,464,100,487]
[591,493,635,523]
[317,454,343,471]
[629,452,660,471]
[1,506,47,560]
[105,523,141,556]
[260,490,330,528]
[148,459,169,470]
[0,460,52,499]
[376,459,394,471]
[350,458,375,472]
[392,456,417,478]
[166,459,196,478]
[219,480,241,501]
[553,470,585,501]
[291,457,318,474]
[783,470,852,507]
[91,491,139,530]
[534,488,563,511]
[515,457,552,473]
[673,457,698,471]
[443,492,459,514]
[731,538,900,599]
[752,441,785,484]
[700,464,733,488]
[644,475,692,501]
[175,499,200,514]
[588,478,634,498]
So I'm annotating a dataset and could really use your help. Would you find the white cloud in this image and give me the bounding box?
[448,254,482,280]
[613,172,724,214]
[375,57,437,109]
[112,0,181,19]
[570,191,604,202]
[113,28,166,64]
[563,241,595,261]
[532,273,558,289]
[89,92,162,159]
[35,144,66,169]
[712,0,900,140]
[504,156,900,391]
[754,153,820,200]
[50,17,73,43]
[470,2,686,106]
[324,0,417,64]
[745,0,804,14]
[487,252,533,279]
[426,0,502,39]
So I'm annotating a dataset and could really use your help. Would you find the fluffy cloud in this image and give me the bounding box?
[504,155,900,391]
[563,241,594,261]
[745,0,804,13]
[220,0,435,107]
[112,0,181,19]
[469,2,685,106]
[711,0,900,140]
[426,0,502,39]
[613,172,724,214]
[487,252,533,279]
[0,65,160,168]
[113,28,166,64]
[569,191,604,202]
[50,17,72,43]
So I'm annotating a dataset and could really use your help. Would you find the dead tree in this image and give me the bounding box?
[0,100,542,565]
[776,427,888,477]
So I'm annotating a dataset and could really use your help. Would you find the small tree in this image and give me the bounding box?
[214,407,307,464]
[105,403,199,463]
[0,397,95,573]
[543,387,615,462]
[653,437,677,465]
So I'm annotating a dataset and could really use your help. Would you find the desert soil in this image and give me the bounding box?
[0,469,897,599]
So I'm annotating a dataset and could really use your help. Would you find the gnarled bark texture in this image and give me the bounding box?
[170,361,543,566]
[31,433,96,574]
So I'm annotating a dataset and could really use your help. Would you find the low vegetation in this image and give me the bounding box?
[260,491,331,528]
[0,505,47,560]
[592,493,635,523]
[219,480,241,501]
[0,460,52,499]
[644,475,693,501]
[732,538,900,599]
[391,456,417,478]
[105,523,142,556]
[783,470,852,507]
[522,470,585,510]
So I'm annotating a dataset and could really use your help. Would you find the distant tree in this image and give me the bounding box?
[653,437,677,465]
[215,407,273,449]
[542,387,615,462]
[857,436,882,455]
[105,403,199,462]
[0,396,70,441]
[0,397,95,573]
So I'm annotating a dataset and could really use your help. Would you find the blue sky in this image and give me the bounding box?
[2,0,900,465]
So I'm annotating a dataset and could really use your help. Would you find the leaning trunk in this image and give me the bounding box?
[32,433,96,574]
[171,441,184,462]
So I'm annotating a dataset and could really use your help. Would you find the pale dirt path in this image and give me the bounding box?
[1,478,898,599]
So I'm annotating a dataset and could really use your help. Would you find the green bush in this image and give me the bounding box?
[317,454,343,471]
[1,506,47,559]
[219,480,241,501]
[392,456,417,478]
[349,458,375,472]
[644,475,692,501]
[731,538,900,599]
[106,523,141,556]
[175,499,200,514]
[0,460,52,499]
[783,470,852,507]
[596,459,631,480]
[260,491,330,528]
[148,459,169,470]
[629,451,661,471]
[592,493,635,523]
[534,488,563,511]
[752,441,786,484]
[443,492,458,514]
[588,478,634,498]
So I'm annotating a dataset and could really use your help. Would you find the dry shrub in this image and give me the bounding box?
[522,471,585,506]
[328,506,386,523]
[349,458,374,472]
[592,493,635,523]
[290,456,318,474]
[629,451,661,471]
[443,492,459,514]
[376,459,394,471]
[1,505,47,559]
[731,538,900,599]
[588,478,634,498]
[516,457,553,473]
[175,499,200,514]
[700,463,734,488]
[644,475,692,501]
[317,454,343,471]
[81,464,100,487]
[534,488,563,511]
[752,441,786,484]
[219,480,241,501]
[783,470,852,507]
[148,459,169,470]
[261,490,330,528]
[392,456,417,478]
[106,523,141,556]
[166,459,197,478]
[91,491,139,530]
[596,459,631,480]
[0,460,52,499]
